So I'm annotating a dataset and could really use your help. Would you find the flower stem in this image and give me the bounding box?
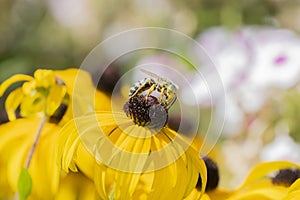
[14,116,47,200]
[25,116,47,169]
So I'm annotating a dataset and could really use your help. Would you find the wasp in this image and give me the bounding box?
[129,69,178,109]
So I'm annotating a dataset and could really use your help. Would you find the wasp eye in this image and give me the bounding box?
[196,156,219,192]
[123,95,168,130]
[272,168,300,187]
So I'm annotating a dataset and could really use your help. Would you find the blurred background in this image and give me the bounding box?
[2,0,300,80]
[1,0,300,189]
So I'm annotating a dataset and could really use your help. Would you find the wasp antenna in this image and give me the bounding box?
[140,69,161,79]
[174,83,179,90]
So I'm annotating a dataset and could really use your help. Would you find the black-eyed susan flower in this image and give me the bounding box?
[0,117,102,200]
[0,68,110,125]
[284,178,300,199]
[0,69,69,121]
[0,68,110,199]
[185,156,232,200]
[186,160,300,200]
[0,118,61,199]
[225,161,300,200]
[58,87,207,199]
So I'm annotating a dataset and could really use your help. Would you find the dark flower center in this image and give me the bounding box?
[272,168,300,187]
[123,95,168,130]
[196,156,219,192]
[49,103,68,124]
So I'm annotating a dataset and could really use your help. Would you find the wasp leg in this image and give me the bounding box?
[166,95,177,109]
[129,78,152,98]
[158,87,166,102]
[145,84,156,100]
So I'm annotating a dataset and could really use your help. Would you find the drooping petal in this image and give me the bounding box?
[228,187,287,200]
[75,143,96,180]
[205,189,232,200]
[0,118,61,199]
[5,88,24,121]
[285,179,300,199]
[57,120,81,172]
[46,84,68,116]
[227,161,300,200]
[55,172,100,200]
[94,90,111,111]
[239,161,300,188]
[0,74,33,96]
[22,81,36,95]
[53,69,111,125]
[33,69,56,88]
[19,92,45,118]
[58,111,207,199]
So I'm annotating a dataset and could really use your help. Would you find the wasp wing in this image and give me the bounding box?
[140,69,162,79]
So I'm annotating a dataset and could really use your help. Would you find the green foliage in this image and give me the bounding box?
[283,91,300,142]
[17,168,32,200]
[109,189,115,200]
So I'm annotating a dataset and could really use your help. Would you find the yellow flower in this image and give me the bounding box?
[0,68,111,199]
[185,161,300,200]
[0,117,102,200]
[53,69,111,119]
[285,179,300,199]
[0,68,110,125]
[58,94,207,199]
[0,69,68,120]
[184,155,232,200]
[226,161,300,200]
[185,190,231,200]
[55,172,101,200]
[0,118,60,199]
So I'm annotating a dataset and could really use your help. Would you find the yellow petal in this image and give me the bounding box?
[191,148,208,199]
[284,191,300,200]
[5,88,24,121]
[58,111,208,199]
[284,179,300,199]
[54,69,111,125]
[185,151,199,197]
[20,92,44,117]
[6,136,30,190]
[206,189,232,200]
[94,165,115,199]
[55,172,100,200]
[22,81,36,95]
[0,74,33,96]
[239,161,300,189]
[184,189,208,200]
[58,121,81,172]
[228,161,300,200]
[0,118,61,199]
[34,69,56,88]
[228,187,287,200]
[75,143,96,180]
[46,84,67,116]
[94,90,111,111]
[54,69,95,113]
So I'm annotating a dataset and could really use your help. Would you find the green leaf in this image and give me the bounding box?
[17,168,32,200]
[109,189,115,200]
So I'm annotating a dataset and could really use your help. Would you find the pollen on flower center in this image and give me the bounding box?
[123,95,168,130]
